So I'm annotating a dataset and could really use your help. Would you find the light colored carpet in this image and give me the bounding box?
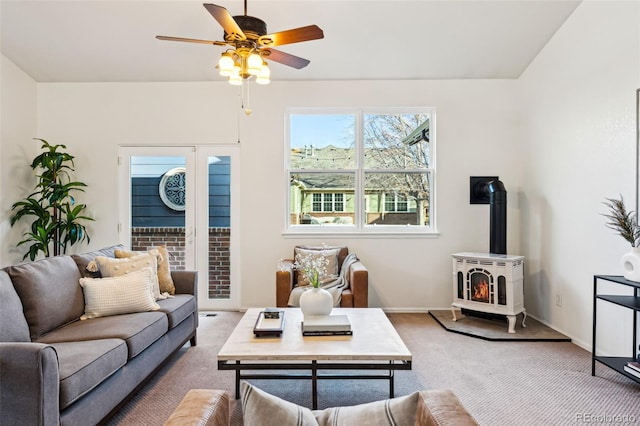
[107,311,640,425]
[429,309,571,341]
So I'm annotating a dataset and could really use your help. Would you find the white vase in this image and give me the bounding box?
[621,247,640,282]
[299,287,333,316]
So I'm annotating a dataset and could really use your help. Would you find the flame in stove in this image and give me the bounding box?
[472,279,490,303]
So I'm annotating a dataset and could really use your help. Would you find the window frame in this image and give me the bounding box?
[284,107,437,237]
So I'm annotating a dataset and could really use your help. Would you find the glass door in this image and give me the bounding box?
[118,146,239,310]
[195,146,240,310]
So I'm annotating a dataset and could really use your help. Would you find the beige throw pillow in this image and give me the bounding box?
[240,381,419,426]
[79,267,160,320]
[240,381,317,426]
[95,253,161,300]
[115,246,175,295]
[294,247,341,286]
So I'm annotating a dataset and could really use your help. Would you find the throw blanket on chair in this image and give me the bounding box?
[288,252,359,308]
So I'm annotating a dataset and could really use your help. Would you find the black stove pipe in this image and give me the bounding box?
[487,180,507,254]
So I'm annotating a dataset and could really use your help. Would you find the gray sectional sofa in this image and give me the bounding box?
[0,245,198,426]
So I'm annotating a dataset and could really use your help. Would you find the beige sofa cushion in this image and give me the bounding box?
[95,253,161,300]
[294,247,341,285]
[115,246,176,295]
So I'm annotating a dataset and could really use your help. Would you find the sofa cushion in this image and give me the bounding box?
[71,244,124,278]
[115,246,176,295]
[156,294,197,329]
[240,381,420,426]
[0,270,31,342]
[95,254,162,300]
[52,339,128,409]
[314,393,419,425]
[37,312,168,359]
[7,255,84,340]
[296,245,349,270]
[241,381,317,425]
[294,247,341,285]
[79,267,160,320]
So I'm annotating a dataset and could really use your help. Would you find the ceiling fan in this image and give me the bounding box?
[156,1,324,85]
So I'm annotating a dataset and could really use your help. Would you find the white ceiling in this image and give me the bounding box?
[0,0,581,83]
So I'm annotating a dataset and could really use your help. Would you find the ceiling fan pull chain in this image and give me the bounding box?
[242,80,252,116]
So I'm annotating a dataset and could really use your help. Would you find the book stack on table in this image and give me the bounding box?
[302,314,352,336]
[623,361,640,379]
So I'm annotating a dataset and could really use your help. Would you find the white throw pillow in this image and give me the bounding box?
[79,267,160,320]
[95,253,162,300]
[240,381,419,426]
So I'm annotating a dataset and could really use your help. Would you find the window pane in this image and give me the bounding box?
[363,113,430,169]
[335,193,344,211]
[290,114,356,169]
[365,172,430,226]
[290,173,355,225]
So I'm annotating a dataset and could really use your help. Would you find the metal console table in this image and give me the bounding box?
[592,275,640,383]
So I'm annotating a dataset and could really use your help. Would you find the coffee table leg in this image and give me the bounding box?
[312,361,318,410]
[389,361,395,398]
[235,361,241,399]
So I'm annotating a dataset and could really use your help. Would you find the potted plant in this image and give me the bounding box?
[10,138,93,261]
[603,195,640,281]
[294,251,333,316]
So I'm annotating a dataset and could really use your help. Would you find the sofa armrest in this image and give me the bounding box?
[416,390,478,426]
[349,261,369,308]
[164,389,230,426]
[172,270,198,296]
[276,260,295,307]
[0,342,60,426]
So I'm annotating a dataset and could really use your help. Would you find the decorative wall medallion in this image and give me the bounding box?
[159,167,186,211]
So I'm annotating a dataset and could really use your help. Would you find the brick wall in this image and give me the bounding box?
[131,227,230,299]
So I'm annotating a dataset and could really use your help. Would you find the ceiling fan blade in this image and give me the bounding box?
[263,49,311,69]
[203,3,246,41]
[258,25,324,47]
[156,35,227,46]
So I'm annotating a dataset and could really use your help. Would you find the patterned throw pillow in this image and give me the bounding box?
[95,253,162,300]
[115,246,176,295]
[240,381,420,426]
[294,247,341,286]
[79,267,160,320]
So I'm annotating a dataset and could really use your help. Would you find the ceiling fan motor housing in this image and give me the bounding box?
[228,15,267,40]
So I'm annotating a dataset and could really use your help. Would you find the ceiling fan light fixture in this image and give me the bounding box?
[256,61,270,85]
[158,2,324,99]
[247,52,263,75]
[228,73,243,85]
[218,52,236,76]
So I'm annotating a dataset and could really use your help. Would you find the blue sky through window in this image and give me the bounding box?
[290,114,354,149]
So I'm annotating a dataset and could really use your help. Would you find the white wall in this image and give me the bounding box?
[0,55,38,266]
[519,0,640,349]
[22,79,521,312]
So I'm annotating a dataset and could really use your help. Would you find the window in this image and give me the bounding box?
[384,193,409,212]
[312,193,345,212]
[286,108,435,234]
